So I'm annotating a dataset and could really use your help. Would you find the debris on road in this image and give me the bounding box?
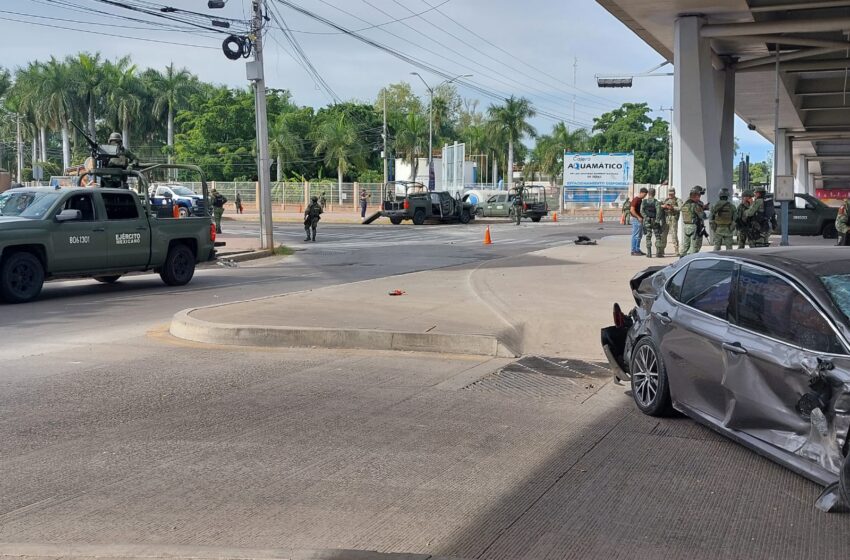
[388,289,406,296]
[575,235,597,246]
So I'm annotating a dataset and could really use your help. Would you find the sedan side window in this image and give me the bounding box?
[736,266,845,354]
[679,259,735,320]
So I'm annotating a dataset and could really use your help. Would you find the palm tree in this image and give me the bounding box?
[11,62,49,164]
[551,121,591,153]
[270,112,301,182]
[39,57,74,169]
[312,113,361,202]
[484,120,507,187]
[103,59,142,149]
[68,52,103,137]
[488,96,536,190]
[394,111,427,181]
[149,63,197,163]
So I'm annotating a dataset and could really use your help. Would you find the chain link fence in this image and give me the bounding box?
[175,181,387,212]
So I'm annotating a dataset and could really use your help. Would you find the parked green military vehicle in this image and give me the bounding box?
[366,181,475,225]
[0,164,218,303]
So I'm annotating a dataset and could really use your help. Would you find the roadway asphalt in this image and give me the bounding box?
[0,220,616,362]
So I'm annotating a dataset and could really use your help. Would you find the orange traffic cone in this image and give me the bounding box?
[598,208,604,223]
[172,203,180,219]
[484,226,493,245]
[552,212,558,222]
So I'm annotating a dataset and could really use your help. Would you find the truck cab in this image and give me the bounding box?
[773,193,839,238]
[149,184,206,217]
[0,165,218,303]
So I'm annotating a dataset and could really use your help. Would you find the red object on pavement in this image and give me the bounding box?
[388,289,406,296]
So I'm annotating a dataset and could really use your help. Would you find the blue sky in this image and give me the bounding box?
[3,0,772,162]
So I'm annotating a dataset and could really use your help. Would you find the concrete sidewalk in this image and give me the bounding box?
[172,235,676,359]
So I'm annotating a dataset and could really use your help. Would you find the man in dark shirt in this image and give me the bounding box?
[630,187,649,256]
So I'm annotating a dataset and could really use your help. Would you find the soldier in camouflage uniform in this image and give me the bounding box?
[744,186,769,247]
[836,197,850,246]
[621,197,631,225]
[680,186,707,256]
[102,132,138,189]
[710,187,735,251]
[661,186,681,256]
[736,190,753,249]
[640,188,664,257]
[304,195,323,241]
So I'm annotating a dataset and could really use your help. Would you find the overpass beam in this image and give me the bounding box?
[795,154,810,194]
[673,16,724,204]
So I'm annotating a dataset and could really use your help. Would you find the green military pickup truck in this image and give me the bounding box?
[0,166,217,303]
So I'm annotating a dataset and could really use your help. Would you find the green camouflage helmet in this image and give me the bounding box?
[719,188,730,199]
[754,186,767,194]
[742,190,754,197]
[689,186,703,196]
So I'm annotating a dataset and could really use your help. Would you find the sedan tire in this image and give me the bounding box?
[630,337,672,416]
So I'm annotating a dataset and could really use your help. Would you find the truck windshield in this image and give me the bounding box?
[0,191,62,219]
[821,274,850,328]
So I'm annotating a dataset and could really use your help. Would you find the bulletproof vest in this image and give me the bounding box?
[714,200,734,225]
[762,195,776,221]
[212,194,225,208]
[643,200,657,220]
[681,200,697,223]
[664,198,679,217]
[308,203,322,217]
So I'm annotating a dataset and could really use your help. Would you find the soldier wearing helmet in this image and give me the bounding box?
[737,190,754,249]
[679,186,708,256]
[660,186,681,256]
[100,132,138,189]
[304,195,323,242]
[744,186,771,247]
[710,187,735,251]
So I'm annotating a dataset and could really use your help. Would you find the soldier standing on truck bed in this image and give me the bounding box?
[102,132,138,188]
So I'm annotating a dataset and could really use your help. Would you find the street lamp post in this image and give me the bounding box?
[410,72,471,187]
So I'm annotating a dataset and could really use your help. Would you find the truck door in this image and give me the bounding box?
[790,195,818,235]
[99,191,151,269]
[50,192,108,273]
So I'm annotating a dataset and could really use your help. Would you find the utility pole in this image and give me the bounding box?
[16,114,23,183]
[572,57,578,122]
[659,106,673,186]
[382,94,388,185]
[249,0,274,250]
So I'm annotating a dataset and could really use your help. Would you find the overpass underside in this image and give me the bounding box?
[598,0,850,201]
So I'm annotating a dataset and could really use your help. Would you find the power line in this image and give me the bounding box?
[273,0,592,127]
[0,14,219,49]
[271,0,452,35]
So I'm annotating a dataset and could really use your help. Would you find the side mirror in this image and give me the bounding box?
[55,209,82,222]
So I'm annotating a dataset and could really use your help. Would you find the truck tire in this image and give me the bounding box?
[390,216,403,225]
[159,243,196,287]
[459,210,471,224]
[178,206,190,218]
[0,251,45,304]
[412,208,426,225]
[95,275,122,284]
[823,222,838,239]
[531,216,542,223]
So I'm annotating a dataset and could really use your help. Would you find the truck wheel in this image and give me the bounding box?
[531,216,542,223]
[823,222,838,239]
[412,208,426,225]
[459,210,471,224]
[178,206,190,218]
[160,244,196,286]
[0,251,45,304]
[390,216,403,225]
[95,275,122,284]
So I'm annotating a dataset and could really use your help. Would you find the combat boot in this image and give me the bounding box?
[646,248,652,258]
[311,231,317,242]
[657,251,665,258]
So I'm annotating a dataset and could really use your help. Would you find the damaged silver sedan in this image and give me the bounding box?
[601,248,850,511]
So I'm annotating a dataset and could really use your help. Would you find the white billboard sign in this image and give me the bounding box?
[563,152,634,188]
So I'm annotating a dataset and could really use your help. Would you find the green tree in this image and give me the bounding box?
[394,111,428,181]
[67,52,103,137]
[488,96,536,189]
[270,110,303,182]
[147,63,198,164]
[590,102,669,184]
[312,113,361,201]
[39,57,74,170]
[375,82,422,119]
[103,58,143,149]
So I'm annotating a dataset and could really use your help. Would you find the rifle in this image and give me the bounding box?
[693,212,710,239]
[70,120,116,169]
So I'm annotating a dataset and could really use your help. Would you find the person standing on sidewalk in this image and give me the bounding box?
[211,187,227,234]
[710,188,735,251]
[640,188,664,258]
[680,186,707,256]
[630,187,649,256]
[235,192,243,215]
[359,189,371,219]
[304,195,323,242]
[736,191,753,249]
[621,197,631,225]
[661,187,681,256]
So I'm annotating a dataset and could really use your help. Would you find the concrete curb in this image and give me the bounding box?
[215,249,274,263]
[170,309,518,358]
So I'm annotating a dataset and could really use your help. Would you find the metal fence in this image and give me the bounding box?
[175,181,387,211]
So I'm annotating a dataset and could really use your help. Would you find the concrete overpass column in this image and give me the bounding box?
[774,129,792,187]
[808,172,816,196]
[717,63,736,191]
[794,155,808,194]
[673,16,724,204]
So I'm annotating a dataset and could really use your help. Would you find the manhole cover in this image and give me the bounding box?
[463,356,611,401]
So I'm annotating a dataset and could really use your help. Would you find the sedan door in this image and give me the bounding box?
[50,193,108,274]
[659,258,736,421]
[722,264,848,453]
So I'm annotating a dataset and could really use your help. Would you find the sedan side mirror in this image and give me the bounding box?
[55,209,82,222]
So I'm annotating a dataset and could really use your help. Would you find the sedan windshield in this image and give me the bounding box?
[821,274,850,326]
[0,191,62,218]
